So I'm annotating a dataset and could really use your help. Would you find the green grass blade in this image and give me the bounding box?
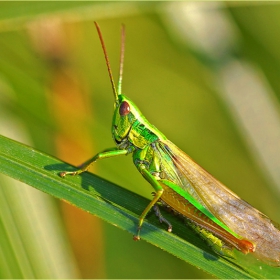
[0,134,279,279]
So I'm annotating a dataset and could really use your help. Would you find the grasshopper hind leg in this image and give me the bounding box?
[185,220,235,259]
[159,200,235,259]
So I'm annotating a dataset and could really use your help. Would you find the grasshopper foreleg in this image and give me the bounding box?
[60,148,128,177]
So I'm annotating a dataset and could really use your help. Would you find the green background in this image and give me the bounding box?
[1,2,280,278]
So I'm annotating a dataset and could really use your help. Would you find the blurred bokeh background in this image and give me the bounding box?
[1,1,280,278]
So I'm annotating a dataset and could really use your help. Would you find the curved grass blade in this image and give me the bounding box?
[0,134,279,279]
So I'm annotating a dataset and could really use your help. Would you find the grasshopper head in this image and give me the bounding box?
[112,94,141,148]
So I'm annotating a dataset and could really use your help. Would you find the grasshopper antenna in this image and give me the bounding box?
[94,22,125,101]
[117,24,125,95]
[94,22,118,100]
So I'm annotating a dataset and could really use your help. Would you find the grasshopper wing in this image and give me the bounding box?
[156,139,280,266]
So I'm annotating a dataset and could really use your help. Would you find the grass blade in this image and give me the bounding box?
[1,134,280,278]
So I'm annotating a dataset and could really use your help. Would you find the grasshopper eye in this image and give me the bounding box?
[119,101,130,116]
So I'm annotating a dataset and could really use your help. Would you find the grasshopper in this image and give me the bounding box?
[60,22,280,266]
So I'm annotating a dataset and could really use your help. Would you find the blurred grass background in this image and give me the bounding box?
[1,1,280,278]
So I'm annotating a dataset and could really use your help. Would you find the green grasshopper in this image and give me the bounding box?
[60,22,280,266]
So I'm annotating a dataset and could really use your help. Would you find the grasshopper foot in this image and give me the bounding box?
[133,235,140,241]
[133,226,142,241]
[59,170,79,178]
[153,204,173,233]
